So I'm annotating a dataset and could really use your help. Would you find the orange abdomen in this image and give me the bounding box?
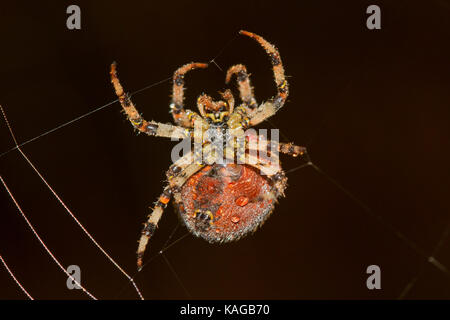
[178,164,278,242]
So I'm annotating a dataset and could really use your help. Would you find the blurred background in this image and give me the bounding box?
[1,0,450,299]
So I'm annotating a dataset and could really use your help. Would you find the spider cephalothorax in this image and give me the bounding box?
[110,30,307,269]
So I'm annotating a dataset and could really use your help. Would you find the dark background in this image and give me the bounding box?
[1,0,450,299]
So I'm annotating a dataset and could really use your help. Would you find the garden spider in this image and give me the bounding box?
[110,30,308,269]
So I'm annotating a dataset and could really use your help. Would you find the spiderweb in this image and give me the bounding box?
[1,1,450,299]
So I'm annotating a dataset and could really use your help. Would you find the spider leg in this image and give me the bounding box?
[251,138,307,158]
[137,185,172,270]
[237,151,287,199]
[239,30,289,126]
[261,164,288,199]
[171,62,209,127]
[278,142,308,158]
[221,139,286,197]
[228,135,299,198]
[244,136,309,198]
[111,62,192,139]
[244,131,307,158]
[225,64,258,112]
[136,146,212,269]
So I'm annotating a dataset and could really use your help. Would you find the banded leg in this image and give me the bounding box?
[239,30,289,125]
[169,144,215,205]
[256,163,288,199]
[245,132,307,158]
[171,62,209,127]
[278,142,307,158]
[136,150,204,269]
[245,140,307,197]
[244,152,281,176]
[238,152,287,199]
[111,63,191,139]
[254,139,307,158]
[137,185,172,270]
[225,64,258,112]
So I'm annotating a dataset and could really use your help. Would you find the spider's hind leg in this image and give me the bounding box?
[137,186,172,270]
[136,151,207,269]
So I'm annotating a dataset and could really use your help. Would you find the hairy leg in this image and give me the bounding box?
[171,62,208,127]
[111,62,191,139]
[245,131,307,158]
[239,30,289,125]
[243,152,288,199]
[136,185,172,270]
[136,146,213,268]
[136,150,205,269]
[225,64,258,112]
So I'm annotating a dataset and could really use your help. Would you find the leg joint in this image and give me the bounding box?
[142,222,156,237]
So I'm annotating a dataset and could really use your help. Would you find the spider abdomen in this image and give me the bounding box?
[177,164,279,243]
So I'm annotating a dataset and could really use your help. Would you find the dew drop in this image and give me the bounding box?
[231,216,240,223]
[235,196,249,207]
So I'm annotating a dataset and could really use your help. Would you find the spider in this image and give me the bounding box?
[110,30,308,269]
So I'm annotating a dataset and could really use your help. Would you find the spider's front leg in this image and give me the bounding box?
[239,31,289,126]
[226,64,258,113]
[110,62,191,139]
[171,62,208,127]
